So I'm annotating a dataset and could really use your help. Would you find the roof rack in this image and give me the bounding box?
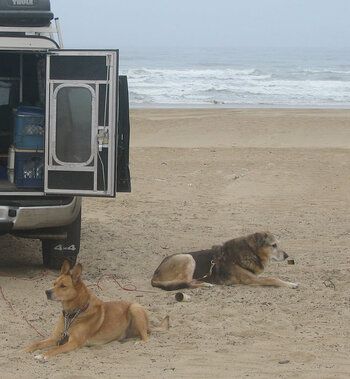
[0,17,63,47]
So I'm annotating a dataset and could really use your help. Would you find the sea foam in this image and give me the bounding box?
[120,47,350,108]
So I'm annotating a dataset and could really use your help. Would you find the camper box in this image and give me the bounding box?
[0,0,131,197]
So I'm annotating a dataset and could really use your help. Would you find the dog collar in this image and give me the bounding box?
[62,302,90,319]
[213,246,225,265]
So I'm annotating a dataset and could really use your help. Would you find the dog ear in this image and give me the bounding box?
[60,260,71,275]
[253,232,268,247]
[71,263,82,283]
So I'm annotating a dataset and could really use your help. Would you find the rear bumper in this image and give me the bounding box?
[0,196,81,233]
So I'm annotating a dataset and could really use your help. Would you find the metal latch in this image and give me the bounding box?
[97,128,109,151]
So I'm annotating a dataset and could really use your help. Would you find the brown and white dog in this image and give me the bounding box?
[151,232,298,290]
[24,261,169,361]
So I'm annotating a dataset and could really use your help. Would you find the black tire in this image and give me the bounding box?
[42,211,81,270]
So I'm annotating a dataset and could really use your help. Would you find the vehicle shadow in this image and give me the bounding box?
[0,234,43,274]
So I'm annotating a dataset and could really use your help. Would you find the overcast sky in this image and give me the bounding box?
[51,0,350,49]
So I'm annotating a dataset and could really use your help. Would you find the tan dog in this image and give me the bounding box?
[24,261,169,361]
[152,232,298,290]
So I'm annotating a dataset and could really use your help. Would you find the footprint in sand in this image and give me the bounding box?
[289,351,316,363]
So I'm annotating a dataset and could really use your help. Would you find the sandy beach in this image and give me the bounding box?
[1,108,350,378]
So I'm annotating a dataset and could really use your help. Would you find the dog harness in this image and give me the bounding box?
[193,246,225,281]
[58,302,89,345]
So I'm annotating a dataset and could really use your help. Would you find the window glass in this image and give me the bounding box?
[50,56,107,80]
[56,86,92,163]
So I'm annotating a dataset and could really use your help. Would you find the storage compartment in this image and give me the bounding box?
[0,49,123,197]
[14,148,44,188]
[0,51,45,193]
[14,105,44,149]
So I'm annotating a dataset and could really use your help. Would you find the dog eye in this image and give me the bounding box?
[272,243,277,248]
[60,284,66,288]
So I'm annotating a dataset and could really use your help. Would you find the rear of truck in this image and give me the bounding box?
[0,0,131,268]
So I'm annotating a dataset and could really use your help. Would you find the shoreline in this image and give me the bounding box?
[130,104,350,110]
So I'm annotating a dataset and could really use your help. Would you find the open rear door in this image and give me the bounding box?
[44,50,118,197]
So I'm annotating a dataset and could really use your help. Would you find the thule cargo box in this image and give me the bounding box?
[0,0,53,27]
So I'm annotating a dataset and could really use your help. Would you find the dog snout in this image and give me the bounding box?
[45,289,53,300]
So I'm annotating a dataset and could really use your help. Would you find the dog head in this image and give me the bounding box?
[253,232,288,262]
[45,261,83,301]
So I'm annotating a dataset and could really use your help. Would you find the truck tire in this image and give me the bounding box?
[42,211,81,269]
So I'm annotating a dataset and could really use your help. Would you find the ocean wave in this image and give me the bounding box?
[120,49,350,107]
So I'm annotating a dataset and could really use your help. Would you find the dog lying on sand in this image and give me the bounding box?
[24,261,169,361]
[151,231,298,290]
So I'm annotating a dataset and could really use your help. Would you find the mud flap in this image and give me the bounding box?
[117,75,131,192]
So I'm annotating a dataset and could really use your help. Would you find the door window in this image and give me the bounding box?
[55,86,93,164]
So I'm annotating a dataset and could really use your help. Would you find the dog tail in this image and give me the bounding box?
[149,315,169,333]
[151,279,191,291]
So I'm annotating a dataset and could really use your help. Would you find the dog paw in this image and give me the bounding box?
[134,339,147,345]
[34,354,48,363]
[288,282,299,289]
[203,283,214,288]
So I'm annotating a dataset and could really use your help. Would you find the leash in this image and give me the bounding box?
[193,260,216,282]
[0,285,47,338]
[0,271,56,338]
[192,246,226,282]
[94,274,156,293]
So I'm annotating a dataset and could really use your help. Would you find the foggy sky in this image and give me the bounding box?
[51,0,350,49]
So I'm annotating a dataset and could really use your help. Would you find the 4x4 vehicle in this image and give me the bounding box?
[0,0,131,269]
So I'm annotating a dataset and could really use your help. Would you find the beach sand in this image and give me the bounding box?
[1,108,350,378]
